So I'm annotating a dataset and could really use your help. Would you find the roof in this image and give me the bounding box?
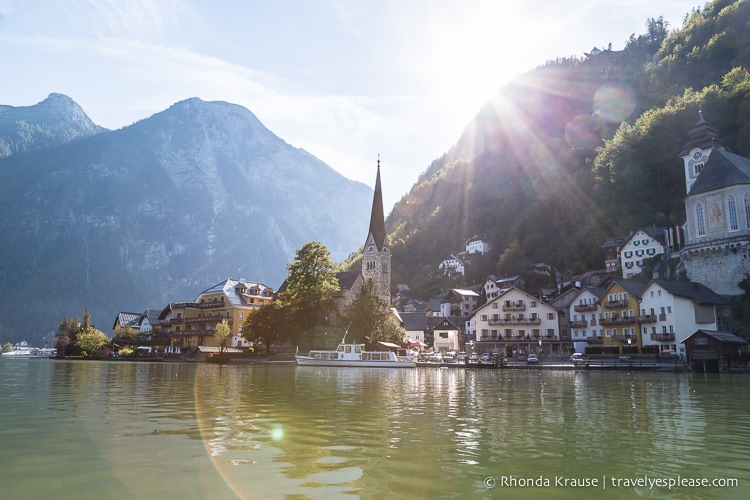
[651,280,730,305]
[610,279,647,297]
[399,312,427,330]
[679,112,724,156]
[336,271,361,291]
[688,148,750,196]
[113,312,142,330]
[367,160,387,250]
[198,278,272,306]
[682,330,749,345]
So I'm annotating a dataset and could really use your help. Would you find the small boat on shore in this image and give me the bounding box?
[1,341,56,359]
[295,342,416,368]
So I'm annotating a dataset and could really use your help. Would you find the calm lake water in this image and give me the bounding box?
[1,359,749,499]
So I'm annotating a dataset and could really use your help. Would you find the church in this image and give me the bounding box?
[679,112,750,296]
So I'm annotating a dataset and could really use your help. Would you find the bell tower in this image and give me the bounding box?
[679,109,724,194]
[362,157,391,303]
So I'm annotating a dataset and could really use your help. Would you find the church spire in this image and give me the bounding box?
[368,155,387,250]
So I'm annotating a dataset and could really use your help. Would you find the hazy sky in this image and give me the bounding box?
[1,0,695,209]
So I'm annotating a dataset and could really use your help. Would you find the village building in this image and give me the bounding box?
[682,330,749,372]
[679,112,750,295]
[440,288,480,317]
[432,317,463,352]
[598,280,646,354]
[639,279,728,358]
[620,228,666,278]
[465,235,490,255]
[568,286,605,354]
[473,287,565,357]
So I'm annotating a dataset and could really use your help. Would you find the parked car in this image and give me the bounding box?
[570,353,587,362]
[468,353,479,362]
[443,352,457,363]
[427,353,443,363]
[526,354,539,364]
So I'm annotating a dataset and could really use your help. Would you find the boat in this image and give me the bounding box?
[1,341,56,358]
[295,342,416,368]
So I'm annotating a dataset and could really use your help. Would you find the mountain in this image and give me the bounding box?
[384,0,750,299]
[0,93,106,157]
[0,96,372,342]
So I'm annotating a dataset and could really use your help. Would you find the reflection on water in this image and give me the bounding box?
[1,360,749,499]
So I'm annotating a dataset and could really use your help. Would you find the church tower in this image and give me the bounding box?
[362,157,391,303]
[678,110,725,194]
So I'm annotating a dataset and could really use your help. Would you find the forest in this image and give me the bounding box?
[373,0,750,300]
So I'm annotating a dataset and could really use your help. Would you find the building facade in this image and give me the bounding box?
[362,159,391,302]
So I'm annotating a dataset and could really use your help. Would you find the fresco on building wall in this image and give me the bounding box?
[706,193,726,232]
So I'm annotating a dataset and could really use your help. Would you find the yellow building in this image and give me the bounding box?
[160,278,273,350]
[598,280,647,354]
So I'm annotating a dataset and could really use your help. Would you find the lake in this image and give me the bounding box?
[1,359,749,499]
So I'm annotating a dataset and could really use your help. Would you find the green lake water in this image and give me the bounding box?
[1,359,748,499]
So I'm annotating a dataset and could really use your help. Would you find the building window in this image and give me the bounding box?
[728,195,739,231]
[696,202,706,236]
[239,311,244,319]
[745,193,750,229]
[547,313,555,320]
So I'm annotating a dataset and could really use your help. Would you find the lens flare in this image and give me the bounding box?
[594,83,636,123]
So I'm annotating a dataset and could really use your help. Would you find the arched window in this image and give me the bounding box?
[745,193,750,229]
[695,202,706,237]
[728,195,738,232]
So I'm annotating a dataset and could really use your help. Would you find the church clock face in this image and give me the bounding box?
[691,149,703,160]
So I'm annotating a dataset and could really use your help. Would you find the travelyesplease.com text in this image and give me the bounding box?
[484,475,739,490]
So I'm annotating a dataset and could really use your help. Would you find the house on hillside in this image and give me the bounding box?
[465,235,490,255]
[439,253,469,277]
[639,279,729,358]
[601,236,626,273]
[483,275,525,301]
[620,228,666,278]
[441,288,480,317]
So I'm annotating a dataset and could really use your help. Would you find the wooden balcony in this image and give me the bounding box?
[169,329,215,337]
[636,314,657,324]
[612,335,635,344]
[586,336,603,344]
[569,320,588,328]
[488,317,542,326]
[502,303,526,311]
[574,304,598,312]
[603,300,629,309]
[184,316,232,324]
[651,333,675,342]
[599,316,633,326]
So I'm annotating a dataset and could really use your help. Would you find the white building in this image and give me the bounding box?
[567,287,605,354]
[473,287,562,355]
[639,279,728,359]
[439,253,468,276]
[432,318,462,352]
[440,288,480,317]
[465,236,490,255]
[620,229,665,278]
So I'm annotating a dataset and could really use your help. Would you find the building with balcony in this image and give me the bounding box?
[440,288,480,317]
[473,287,567,357]
[568,286,605,354]
[639,279,729,358]
[599,280,646,354]
[160,278,273,350]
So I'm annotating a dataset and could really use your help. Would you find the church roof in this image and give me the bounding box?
[688,148,750,196]
[367,160,387,250]
[679,112,724,156]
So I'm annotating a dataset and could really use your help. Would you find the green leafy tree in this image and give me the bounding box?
[214,319,231,353]
[279,241,340,348]
[241,302,286,353]
[2,342,13,353]
[112,325,139,349]
[75,327,109,357]
[57,316,81,356]
[343,279,392,344]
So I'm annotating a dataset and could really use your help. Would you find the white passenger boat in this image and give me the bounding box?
[1,341,56,358]
[295,342,416,368]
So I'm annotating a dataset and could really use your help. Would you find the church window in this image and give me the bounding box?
[728,195,738,231]
[694,162,705,175]
[745,193,750,229]
[695,202,706,236]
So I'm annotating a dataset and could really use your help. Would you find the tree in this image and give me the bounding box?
[343,278,392,344]
[241,301,286,353]
[214,319,231,353]
[57,316,82,356]
[279,241,340,347]
[75,327,109,357]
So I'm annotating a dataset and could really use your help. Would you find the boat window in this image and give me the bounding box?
[337,345,345,352]
[355,346,362,353]
[345,346,352,353]
[363,353,370,361]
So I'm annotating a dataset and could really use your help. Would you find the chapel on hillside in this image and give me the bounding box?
[679,111,750,295]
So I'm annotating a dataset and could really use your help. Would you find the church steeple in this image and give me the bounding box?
[362,156,391,303]
[680,108,725,194]
[368,156,387,250]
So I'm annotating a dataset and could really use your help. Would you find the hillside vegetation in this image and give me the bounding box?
[384,0,750,299]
